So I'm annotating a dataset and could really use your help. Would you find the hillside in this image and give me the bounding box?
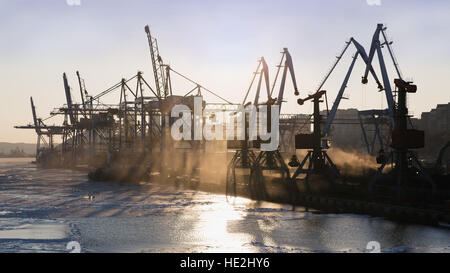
[0,142,36,156]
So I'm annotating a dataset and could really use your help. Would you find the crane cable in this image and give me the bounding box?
[169,67,233,105]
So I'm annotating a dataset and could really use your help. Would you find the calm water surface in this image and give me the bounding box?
[0,158,449,253]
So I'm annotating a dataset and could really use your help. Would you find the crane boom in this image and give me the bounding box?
[321,37,386,136]
[275,48,299,112]
[30,97,40,134]
[381,28,403,79]
[63,73,76,125]
[363,24,403,83]
[242,57,270,106]
[254,65,264,106]
[361,24,396,118]
[316,40,351,93]
[322,53,359,136]
[145,25,166,99]
[261,57,271,103]
[76,71,88,118]
[375,41,396,118]
[362,24,382,84]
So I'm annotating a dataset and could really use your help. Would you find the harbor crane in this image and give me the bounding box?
[369,79,437,199]
[290,90,342,191]
[308,24,405,159]
[290,24,403,191]
[226,56,271,200]
[288,37,379,191]
[249,48,299,200]
[14,97,65,166]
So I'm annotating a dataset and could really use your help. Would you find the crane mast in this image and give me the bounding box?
[362,24,398,118]
[273,48,299,112]
[254,57,271,106]
[63,73,76,125]
[241,57,271,106]
[76,71,88,118]
[30,97,40,134]
[145,25,168,99]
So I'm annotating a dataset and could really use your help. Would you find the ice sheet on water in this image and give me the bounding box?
[0,159,450,253]
[0,218,78,253]
[0,218,68,240]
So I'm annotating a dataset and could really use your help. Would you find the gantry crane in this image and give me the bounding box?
[14,97,66,166]
[290,90,342,191]
[295,24,435,198]
[226,56,271,199]
[62,72,92,162]
[30,97,52,156]
[249,48,299,200]
[368,79,436,199]
[320,24,404,151]
[356,25,437,198]
[290,24,401,191]
[308,24,406,159]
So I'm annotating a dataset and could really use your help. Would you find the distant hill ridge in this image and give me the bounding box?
[0,142,36,156]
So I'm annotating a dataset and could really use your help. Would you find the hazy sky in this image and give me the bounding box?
[1,0,449,143]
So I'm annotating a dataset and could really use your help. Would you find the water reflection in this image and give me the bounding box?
[188,195,302,252]
[183,193,450,253]
[187,196,255,252]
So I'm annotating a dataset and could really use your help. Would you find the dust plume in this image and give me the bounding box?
[326,147,378,176]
